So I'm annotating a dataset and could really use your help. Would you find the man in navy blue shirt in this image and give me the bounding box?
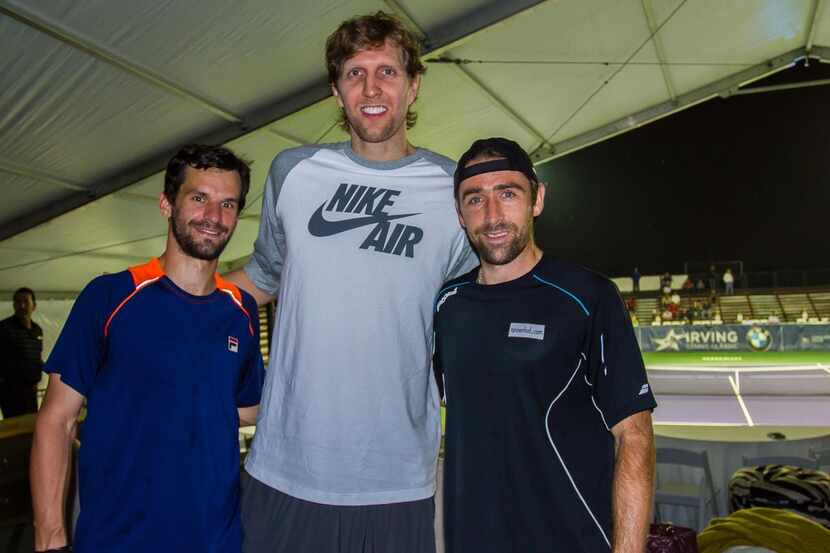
[434,138,656,553]
[30,144,265,553]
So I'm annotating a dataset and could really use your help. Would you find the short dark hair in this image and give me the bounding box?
[454,137,539,201]
[164,144,251,211]
[326,11,426,131]
[14,287,35,304]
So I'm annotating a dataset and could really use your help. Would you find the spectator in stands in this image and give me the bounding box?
[736,312,744,323]
[800,309,809,322]
[690,300,703,322]
[695,278,705,291]
[0,287,43,418]
[723,268,735,295]
[626,297,637,313]
[660,272,672,295]
[708,265,718,292]
[701,298,712,320]
[681,276,694,291]
[670,291,681,306]
[631,267,641,293]
[768,311,781,324]
[630,312,639,326]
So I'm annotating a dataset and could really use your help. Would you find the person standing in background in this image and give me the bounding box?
[723,268,734,295]
[0,287,43,418]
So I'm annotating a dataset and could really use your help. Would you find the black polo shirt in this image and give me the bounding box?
[434,256,656,553]
[0,315,43,386]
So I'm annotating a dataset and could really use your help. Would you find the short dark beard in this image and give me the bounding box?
[470,221,531,266]
[170,205,231,261]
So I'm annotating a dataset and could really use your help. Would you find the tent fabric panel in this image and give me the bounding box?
[448,0,653,64]
[0,12,226,185]
[655,0,811,64]
[547,44,671,142]
[406,64,541,159]
[0,173,73,221]
[8,0,381,115]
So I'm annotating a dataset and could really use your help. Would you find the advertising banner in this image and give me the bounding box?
[636,324,830,352]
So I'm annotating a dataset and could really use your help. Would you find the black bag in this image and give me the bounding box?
[647,523,698,553]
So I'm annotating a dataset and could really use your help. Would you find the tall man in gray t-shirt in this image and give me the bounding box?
[227,11,476,553]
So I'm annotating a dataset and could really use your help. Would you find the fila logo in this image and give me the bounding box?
[307,183,423,258]
[638,383,650,396]
[228,336,239,353]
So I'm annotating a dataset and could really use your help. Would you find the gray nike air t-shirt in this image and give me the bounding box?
[244,142,477,505]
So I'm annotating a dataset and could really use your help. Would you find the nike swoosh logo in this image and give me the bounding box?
[307,203,420,237]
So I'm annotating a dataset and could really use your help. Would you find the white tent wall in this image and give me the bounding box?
[0,0,829,293]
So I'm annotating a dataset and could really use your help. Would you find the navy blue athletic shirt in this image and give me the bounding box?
[46,258,264,553]
[434,256,656,553]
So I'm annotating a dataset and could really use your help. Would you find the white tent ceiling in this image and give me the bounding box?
[1,0,828,293]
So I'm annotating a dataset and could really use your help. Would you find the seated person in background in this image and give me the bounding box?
[701,299,712,320]
[630,312,639,326]
[799,309,809,323]
[695,278,705,291]
[768,311,781,324]
[690,300,703,322]
[736,312,745,323]
[681,276,694,291]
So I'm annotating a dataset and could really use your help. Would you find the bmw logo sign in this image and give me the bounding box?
[746,326,772,351]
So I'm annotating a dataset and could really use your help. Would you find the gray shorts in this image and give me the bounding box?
[241,471,436,553]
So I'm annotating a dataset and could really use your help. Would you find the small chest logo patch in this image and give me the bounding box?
[228,336,239,353]
[508,322,545,341]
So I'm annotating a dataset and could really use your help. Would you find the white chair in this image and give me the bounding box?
[741,455,815,470]
[655,448,720,530]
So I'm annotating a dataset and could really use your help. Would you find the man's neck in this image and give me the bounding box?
[478,244,544,286]
[350,133,415,162]
[15,314,32,329]
[158,248,218,296]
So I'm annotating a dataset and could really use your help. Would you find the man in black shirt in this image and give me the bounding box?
[0,287,43,417]
[434,138,656,553]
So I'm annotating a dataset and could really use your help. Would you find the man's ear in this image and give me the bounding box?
[532,183,546,218]
[332,84,344,108]
[407,74,422,107]
[159,192,173,218]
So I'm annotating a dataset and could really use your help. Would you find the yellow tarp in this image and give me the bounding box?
[698,507,830,553]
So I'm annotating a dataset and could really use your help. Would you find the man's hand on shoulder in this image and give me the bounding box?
[224,270,276,307]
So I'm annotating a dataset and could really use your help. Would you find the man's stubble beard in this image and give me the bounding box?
[170,205,233,261]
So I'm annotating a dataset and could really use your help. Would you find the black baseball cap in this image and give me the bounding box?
[453,137,538,199]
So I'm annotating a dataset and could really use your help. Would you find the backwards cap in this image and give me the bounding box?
[453,137,538,199]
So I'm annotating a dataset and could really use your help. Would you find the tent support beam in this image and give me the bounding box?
[0,2,243,125]
[0,246,150,265]
[728,77,830,96]
[530,47,812,164]
[0,160,88,192]
[0,0,546,243]
[640,0,676,101]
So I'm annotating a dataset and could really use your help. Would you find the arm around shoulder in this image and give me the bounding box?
[224,269,276,307]
[31,374,85,551]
